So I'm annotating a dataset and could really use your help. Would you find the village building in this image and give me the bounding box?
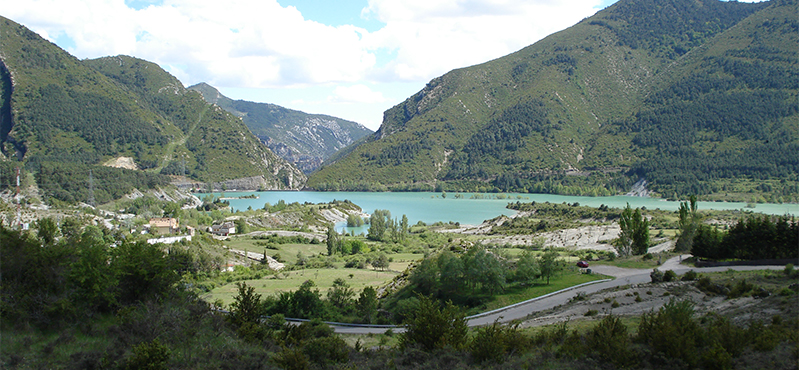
[148,217,179,235]
[210,222,236,236]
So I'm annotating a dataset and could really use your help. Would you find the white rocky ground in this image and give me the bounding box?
[518,280,782,329]
[228,247,285,270]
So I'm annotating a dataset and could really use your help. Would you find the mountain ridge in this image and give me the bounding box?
[308,0,797,202]
[0,17,306,203]
[188,82,372,174]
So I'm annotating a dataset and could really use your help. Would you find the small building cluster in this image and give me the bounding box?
[210,222,236,236]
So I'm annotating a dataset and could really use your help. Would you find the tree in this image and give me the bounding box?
[291,280,324,319]
[410,257,440,296]
[111,240,179,304]
[437,251,464,297]
[356,286,378,324]
[400,214,409,241]
[367,210,390,241]
[326,225,339,256]
[229,282,264,327]
[515,250,540,284]
[538,250,562,285]
[346,213,364,227]
[400,295,468,351]
[69,230,117,310]
[371,253,389,271]
[675,195,699,252]
[617,203,650,256]
[463,247,505,294]
[234,218,249,234]
[36,217,59,246]
[326,278,354,311]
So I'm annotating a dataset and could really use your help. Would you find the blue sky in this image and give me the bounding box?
[4,0,762,129]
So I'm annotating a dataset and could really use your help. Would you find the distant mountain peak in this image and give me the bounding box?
[188,83,373,174]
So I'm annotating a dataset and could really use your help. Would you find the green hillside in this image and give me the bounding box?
[0,17,305,203]
[308,0,797,201]
[189,82,372,174]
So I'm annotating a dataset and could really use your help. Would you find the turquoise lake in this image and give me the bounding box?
[198,191,798,227]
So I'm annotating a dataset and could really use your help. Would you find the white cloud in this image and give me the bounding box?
[5,0,610,129]
[330,84,387,104]
[361,0,604,81]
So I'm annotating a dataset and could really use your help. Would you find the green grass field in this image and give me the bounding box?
[205,266,404,305]
[592,253,677,270]
[466,271,609,315]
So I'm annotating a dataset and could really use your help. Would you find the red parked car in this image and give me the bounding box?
[576,261,589,268]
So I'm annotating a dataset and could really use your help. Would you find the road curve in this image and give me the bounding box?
[331,255,787,334]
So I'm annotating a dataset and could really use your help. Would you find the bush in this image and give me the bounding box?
[650,268,664,283]
[682,270,698,281]
[125,339,170,370]
[586,315,634,367]
[470,321,527,363]
[400,295,468,351]
[303,336,349,365]
[784,264,797,278]
[637,299,701,367]
[663,270,677,282]
[584,309,598,316]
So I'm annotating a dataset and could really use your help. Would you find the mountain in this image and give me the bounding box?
[308,0,798,201]
[188,83,372,174]
[0,16,305,204]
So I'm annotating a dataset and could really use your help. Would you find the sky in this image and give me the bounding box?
[4,0,764,130]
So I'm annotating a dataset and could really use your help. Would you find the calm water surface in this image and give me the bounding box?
[197,191,798,227]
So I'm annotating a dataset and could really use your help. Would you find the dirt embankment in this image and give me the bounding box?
[520,280,788,330]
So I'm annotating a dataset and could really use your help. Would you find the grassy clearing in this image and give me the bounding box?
[340,332,400,349]
[224,236,327,264]
[467,271,608,315]
[592,252,678,270]
[204,266,402,305]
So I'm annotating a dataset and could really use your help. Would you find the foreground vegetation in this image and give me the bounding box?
[3,219,797,369]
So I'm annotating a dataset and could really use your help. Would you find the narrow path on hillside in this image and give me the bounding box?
[155,104,209,172]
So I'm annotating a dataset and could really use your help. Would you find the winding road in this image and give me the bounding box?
[330,255,787,334]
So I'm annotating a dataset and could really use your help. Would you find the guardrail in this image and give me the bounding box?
[464,278,612,321]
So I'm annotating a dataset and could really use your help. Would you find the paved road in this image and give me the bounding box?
[331,255,787,334]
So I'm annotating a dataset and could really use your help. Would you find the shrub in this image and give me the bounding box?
[586,315,634,367]
[637,299,701,367]
[125,339,170,370]
[272,346,309,370]
[701,341,733,370]
[584,309,598,316]
[400,295,468,351]
[663,270,677,282]
[682,270,698,281]
[470,322,527,363]
[650,269,664,283]
[611,300,620,308]
[784,264,796,278]
[302,336,349,365]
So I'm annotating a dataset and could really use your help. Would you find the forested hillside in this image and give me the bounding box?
[0,17,305,204]
[189,83,372,174]
[308,0,797,202]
